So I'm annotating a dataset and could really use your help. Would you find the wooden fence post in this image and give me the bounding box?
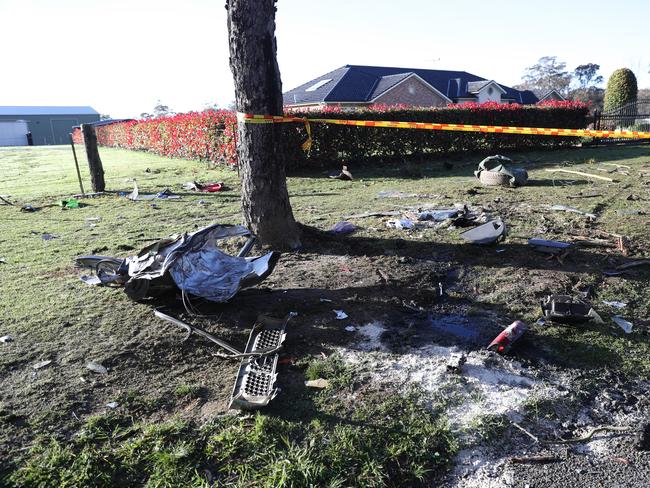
[81,124,105,192]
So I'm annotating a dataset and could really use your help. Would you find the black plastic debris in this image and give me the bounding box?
[528,238,574,255]
[541,295,601,324]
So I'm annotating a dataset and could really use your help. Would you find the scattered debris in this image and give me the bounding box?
[106,402,119,409]
[343,210,401,219]
[345,325,357,332]
[616,259,650,270]
[76,224,279,304]
[127,180,180,201]
[545,168,615,182]
[487,320,528,354]
[459,219,506,245]
[376,268,389,284]
[85,217,102,223]
[386,218,415,230]
[637,423,650,451]
[183,181,224,192]
[32,360,52,370]
[319,298,333,303]
[617,209,645,216]
[58,198,81,209]
[541,295,602,324]
[549,204,596,220]
[612,316,633,334]
[86,361,108,374]
[509,455,561,464]
[542,425,632,444]
[567,192,603,199]
[377,190,437,199]
[416,208,462,221]
[0,195,15,206]
[0,335,13,343]
[446,353,466,373]
[329,221,357,235]
[329,165,353,180]
[474,155,528,187]
[0,258,6,264]
[603,270,625,277]
[333,310,349,320]
[512,421,540,443]
[528,238,573,255]
[20,205,37,212]
[41,233,57,241]
[603,300,627,309]
[305,378,329,389]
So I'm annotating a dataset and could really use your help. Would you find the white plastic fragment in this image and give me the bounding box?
[345,325,357,332]
[603,300,627,309]
[612,316,633,334]
[333,310,349,320]
[0,335,13,343]
[32,360,52,370]
[305,378,329,389]
[86,361,108,374]
[106,402,119,409]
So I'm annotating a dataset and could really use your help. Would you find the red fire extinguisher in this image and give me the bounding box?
[487,320,528,354]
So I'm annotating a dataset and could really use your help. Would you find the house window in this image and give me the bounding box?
[487,86,494,95]
[305,79,332,92]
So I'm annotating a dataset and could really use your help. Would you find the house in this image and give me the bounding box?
[533,89,566,103]
[283,65,539,110]
[0,106,99,146]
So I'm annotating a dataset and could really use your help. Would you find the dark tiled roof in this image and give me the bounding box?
[283,65,539,105]
[369,72,413,99]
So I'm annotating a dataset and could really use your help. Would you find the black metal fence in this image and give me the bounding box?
[593,99,650,144]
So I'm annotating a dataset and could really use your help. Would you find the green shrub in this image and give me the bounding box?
[604,68,638,111]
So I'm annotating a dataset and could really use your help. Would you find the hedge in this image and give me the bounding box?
[73,101,589,169]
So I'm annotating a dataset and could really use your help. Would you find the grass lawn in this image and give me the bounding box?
[1,143,649,487]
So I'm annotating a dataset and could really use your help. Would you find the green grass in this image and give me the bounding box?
[9,392,457,488]
[2,143,650,486]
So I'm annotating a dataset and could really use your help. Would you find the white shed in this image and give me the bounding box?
[0,120,29,146]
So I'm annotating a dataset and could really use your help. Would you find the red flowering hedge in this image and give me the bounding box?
[73,110,238,165]
[73,101,588,169]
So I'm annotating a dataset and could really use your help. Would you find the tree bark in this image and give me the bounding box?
[226,0,301,249]
[81,124,105,192]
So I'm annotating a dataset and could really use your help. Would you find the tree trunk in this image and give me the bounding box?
[226,0,301,249]
[81,124,105,192]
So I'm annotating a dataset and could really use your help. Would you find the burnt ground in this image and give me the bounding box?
[1,144,650,486]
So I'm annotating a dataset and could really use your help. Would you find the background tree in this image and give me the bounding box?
[604,68,638,111]
[574,63,603,90]
[569,63,605,110]
[514,56,572,96]
[226,0,301,248]
[153,100,173,117]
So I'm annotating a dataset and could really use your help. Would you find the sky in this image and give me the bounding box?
[0,0,648,118]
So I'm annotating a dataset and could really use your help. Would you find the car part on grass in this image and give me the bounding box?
[75,224,280,305]
[528,238,574,255]
[474,155,528,187]
[540,295,602,324]
[155,310,291,409]
[487,320,527,354]
[459,219,506,244]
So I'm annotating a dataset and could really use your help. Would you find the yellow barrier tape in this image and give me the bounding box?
[237,112,650,153]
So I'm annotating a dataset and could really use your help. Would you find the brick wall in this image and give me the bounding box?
[373,77,448,107]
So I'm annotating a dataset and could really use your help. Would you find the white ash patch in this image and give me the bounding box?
[340,321,542,428]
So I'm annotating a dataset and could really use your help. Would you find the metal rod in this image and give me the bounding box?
[69,133,85,195]
[154,309,242,355]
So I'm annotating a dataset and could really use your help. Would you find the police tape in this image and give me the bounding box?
[237,112,650,153]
